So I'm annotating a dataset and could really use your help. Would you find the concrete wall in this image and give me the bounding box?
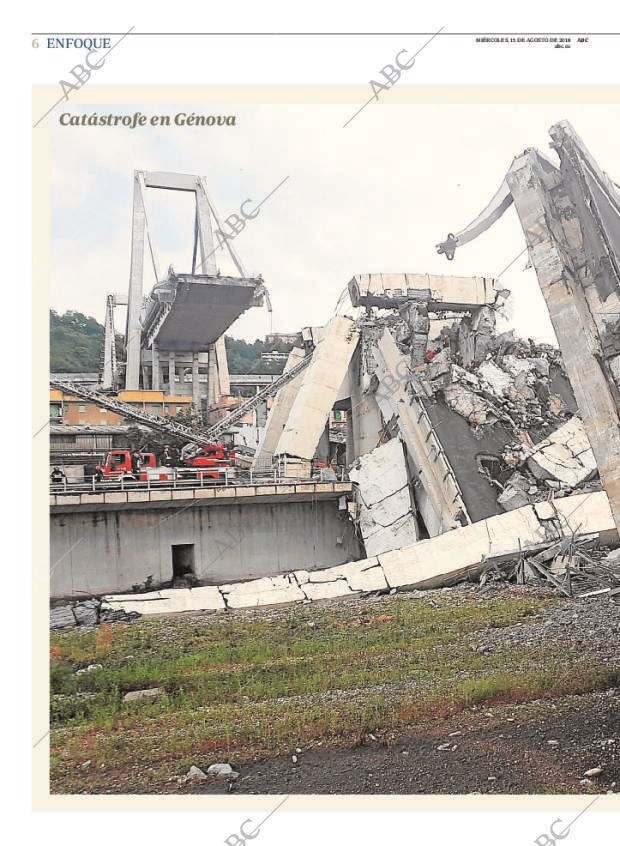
[102,491,616,617]
[51,498,361,598]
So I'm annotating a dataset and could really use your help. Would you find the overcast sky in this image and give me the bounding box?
[50,100,620,343]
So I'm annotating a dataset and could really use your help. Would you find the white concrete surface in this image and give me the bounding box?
[349,438,419,556]
[527,417,597,487]
[100,491,615,618]
[275,316,360,460]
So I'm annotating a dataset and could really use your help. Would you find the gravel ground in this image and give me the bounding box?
[185,689,620,795]
[51,583,620,794]
[176,586,619,795]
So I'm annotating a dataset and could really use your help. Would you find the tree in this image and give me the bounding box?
[224,335,293,375]
[50,310,124,373]
[125,425,182,457]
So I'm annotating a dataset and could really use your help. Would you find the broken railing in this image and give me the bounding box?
[480,538,620,600]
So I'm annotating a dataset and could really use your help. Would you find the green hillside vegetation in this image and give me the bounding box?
[225,336,292,375]
[50,310,104,372]
[50,310,293,375]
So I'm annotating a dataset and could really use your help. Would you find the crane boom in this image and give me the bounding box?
[205,354,311,441]
[50,352,313,448]
[50,379,205,443]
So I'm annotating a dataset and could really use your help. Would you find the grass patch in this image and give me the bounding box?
[48,592,616,793]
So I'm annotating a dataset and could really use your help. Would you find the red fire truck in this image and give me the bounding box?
[95,444,235,484]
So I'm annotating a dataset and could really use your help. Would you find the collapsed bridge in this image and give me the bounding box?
[51,121,620,606]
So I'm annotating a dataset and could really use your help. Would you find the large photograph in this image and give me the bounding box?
[46,95,620,795]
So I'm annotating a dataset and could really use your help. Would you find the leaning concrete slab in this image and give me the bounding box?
[349,438,419,556]
[219,573,306,608]
[526,416,597,487]
[378,490,614,591]
[275,316,360,461]
[143,272,265,352]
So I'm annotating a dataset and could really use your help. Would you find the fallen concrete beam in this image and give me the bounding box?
[349,273,498,310]
[143,272,265,351]
[100,491,614,616]
[275,316,360,462]
[220,574,306,608]
[349,438,419,555]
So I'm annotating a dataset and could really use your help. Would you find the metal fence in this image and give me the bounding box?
[50,463,348,494]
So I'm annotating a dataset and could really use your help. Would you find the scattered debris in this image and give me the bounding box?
[207,762,239,780]
[186,765,207,782]
[123,687,165,703]
[485,537,620,598]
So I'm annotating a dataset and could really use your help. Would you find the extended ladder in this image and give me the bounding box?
[205,354,311,440]
[50,379,205,442]
[51,352,312,446]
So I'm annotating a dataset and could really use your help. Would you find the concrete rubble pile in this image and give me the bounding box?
[92,272,619,619]
[416,328,602,509]
[351,273,603,538]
